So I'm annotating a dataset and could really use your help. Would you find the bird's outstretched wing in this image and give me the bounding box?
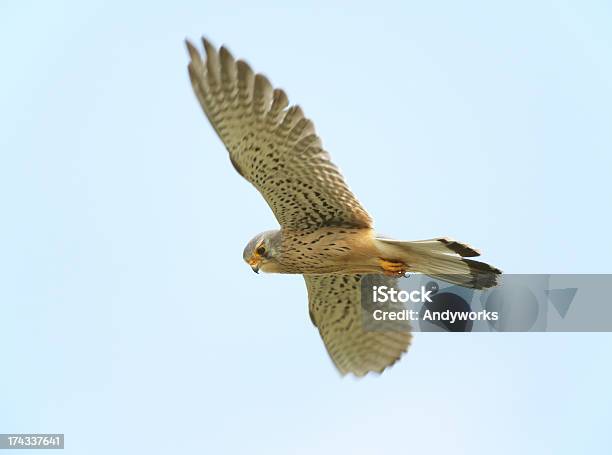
[187,38,372,230]
[305,274,411,376]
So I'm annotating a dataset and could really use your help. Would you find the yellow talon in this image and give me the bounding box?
[378,258,408,277]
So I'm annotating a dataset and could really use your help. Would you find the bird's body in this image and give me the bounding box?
[249,227,499,287]
[257,227,377,275]
[186,37,501,376]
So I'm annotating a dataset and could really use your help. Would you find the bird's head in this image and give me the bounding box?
[243,230,282,274]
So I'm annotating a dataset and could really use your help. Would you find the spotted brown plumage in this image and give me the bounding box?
[186,38,371,231]
[186,38,501,376]
[305,274,411,376]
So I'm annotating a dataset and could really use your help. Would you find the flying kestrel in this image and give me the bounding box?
[186,38,501,376]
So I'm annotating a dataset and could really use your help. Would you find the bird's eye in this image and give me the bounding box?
[256,245,266,255]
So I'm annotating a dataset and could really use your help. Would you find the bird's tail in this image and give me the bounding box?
[375,237,501,289]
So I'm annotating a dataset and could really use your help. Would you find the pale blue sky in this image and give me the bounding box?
[1,1,611,454]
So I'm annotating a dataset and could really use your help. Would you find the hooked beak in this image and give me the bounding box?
[248,256,261,274]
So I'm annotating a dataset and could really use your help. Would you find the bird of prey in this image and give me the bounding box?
[186,38,501,376]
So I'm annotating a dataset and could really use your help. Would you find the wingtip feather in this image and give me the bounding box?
[185,39,201,62]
